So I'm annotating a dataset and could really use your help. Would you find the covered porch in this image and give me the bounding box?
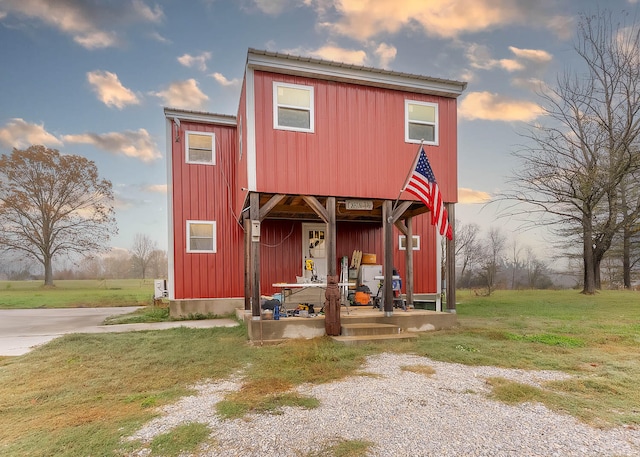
[243,191,457,341]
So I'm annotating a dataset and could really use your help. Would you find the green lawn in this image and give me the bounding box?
[0,279,155,308]
[0,288,639,456]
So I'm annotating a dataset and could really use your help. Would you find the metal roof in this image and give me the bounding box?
[247,48,467,98]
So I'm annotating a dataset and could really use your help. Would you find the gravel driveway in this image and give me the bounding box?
[127,353,640,456]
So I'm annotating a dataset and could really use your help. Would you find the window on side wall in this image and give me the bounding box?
[187,221,216,253]
[399,235,421,250]
[405,100,438,145]
[186,131,215,164]
[273,82,314,132]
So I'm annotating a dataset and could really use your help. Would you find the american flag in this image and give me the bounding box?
[403,146,452,240]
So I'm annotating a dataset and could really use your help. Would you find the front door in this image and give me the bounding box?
[302,223,327,281]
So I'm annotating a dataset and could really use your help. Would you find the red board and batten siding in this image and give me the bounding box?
[170,121,244,299]
[252,71,458,202]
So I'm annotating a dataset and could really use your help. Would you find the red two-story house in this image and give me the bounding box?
[164,49,466,333]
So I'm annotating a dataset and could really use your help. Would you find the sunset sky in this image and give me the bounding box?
[0,0,638,261]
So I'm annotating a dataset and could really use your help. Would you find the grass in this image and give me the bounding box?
[148,422,212,457]
[305,438,375,457]
[0,279,154,308]
[1,287,640,456]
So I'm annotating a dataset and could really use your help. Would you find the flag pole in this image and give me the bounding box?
[393,141,424,211]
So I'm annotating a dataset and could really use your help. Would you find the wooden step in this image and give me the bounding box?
[341,322,400,337]
[330,333,418,345]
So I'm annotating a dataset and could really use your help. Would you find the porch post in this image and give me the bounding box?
[250,192,261,318]
[445,203,456,313]
[405,216,414,308]
[383,200,394,316]
[243,216,251,311]
[324,197,340,335]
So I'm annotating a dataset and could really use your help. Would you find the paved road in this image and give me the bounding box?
[0,307,238,356]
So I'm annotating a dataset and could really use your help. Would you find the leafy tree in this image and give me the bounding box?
[502,11,640,294]
[0,145,117,286]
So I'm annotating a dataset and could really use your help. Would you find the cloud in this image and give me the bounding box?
[87,70,140,109]
[459,91,544,122]
[508,46,552,63]
[149,31,171,44]
[210,72,241,87]
[466,43,552,76]
[253,0,292,15]
[177,52,211,71]
[144,184,167,193]
[131,0,163,23]
[0,11,7,20]
[150,79,209,110]
[0,118,62,148]
[374,42,397,68]
[62,129,161,162]
[458,188,492,204]
[0,0,164,49]
[318,0,572,41]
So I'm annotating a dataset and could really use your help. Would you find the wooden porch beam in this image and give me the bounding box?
[302,195,329,223]
[390,201,413,224]
[259,194,285,221]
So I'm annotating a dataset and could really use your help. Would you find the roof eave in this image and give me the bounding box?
[247,49,467,98]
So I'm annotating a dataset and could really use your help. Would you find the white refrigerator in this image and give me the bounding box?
[358,265,382,296]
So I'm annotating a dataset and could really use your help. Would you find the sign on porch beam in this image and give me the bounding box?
[346,199,373,210]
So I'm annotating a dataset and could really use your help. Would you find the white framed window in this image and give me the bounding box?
[405,100,438,145]
[187,220,216,253]
[273,82,314,133]
[399,235,421,250]
[185,131,215,165]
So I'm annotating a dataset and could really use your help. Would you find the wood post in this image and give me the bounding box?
[445,203,456,313]
[405,216,414,308]
[383,200,394,316]
[324,197,340,335]
[243,217,251,311]
[250,192,261,318]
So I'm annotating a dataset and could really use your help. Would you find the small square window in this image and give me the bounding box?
[186,131,215,164]
[399,235,421,250]
[273,82,314,133]
[405,100,438,145]
[187,221,216,253]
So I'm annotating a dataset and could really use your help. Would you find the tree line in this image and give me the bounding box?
[0,234,167,281]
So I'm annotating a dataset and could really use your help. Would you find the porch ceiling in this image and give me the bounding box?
[257,193,430,223]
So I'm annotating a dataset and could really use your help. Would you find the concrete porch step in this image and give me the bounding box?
[341,322,401,337]
[330,333,418,345]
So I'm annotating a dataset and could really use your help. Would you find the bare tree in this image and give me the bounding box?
[0,145,117,286]
[502,11,640,294]
[509,236,523,289]
[131,233,158,279]
[455,221,481,286]
[477,226,506,295]
[147,249,168,279]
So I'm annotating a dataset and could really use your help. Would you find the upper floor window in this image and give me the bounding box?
[273,82,314,133]
[405,100,438,145]
[186,131,215,165]
[187,220,216,253]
